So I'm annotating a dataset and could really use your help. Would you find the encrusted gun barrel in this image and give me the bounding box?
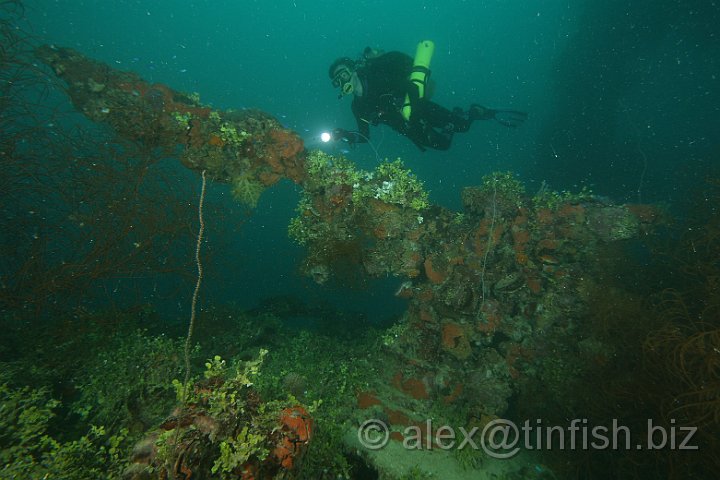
[34,44,306,194]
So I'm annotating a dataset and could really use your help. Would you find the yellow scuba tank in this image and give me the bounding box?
[401,40,435,121]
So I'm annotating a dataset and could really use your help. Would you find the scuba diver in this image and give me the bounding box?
[329,46,527,151]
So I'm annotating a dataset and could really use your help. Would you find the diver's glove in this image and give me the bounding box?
[470,104,528,128]
[332,128,356,144]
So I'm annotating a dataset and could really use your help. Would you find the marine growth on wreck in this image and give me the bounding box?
[2,4,719,480]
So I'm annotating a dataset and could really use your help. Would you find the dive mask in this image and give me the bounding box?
[331,66,354,95]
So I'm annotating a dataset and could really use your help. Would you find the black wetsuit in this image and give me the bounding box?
[349,51,472,151]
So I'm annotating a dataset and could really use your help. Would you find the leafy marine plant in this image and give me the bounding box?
[0,379,131,479]
[70,329,184,432]
[231,170,265,208]
[371,159,429,211]
[127,349,314,479]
